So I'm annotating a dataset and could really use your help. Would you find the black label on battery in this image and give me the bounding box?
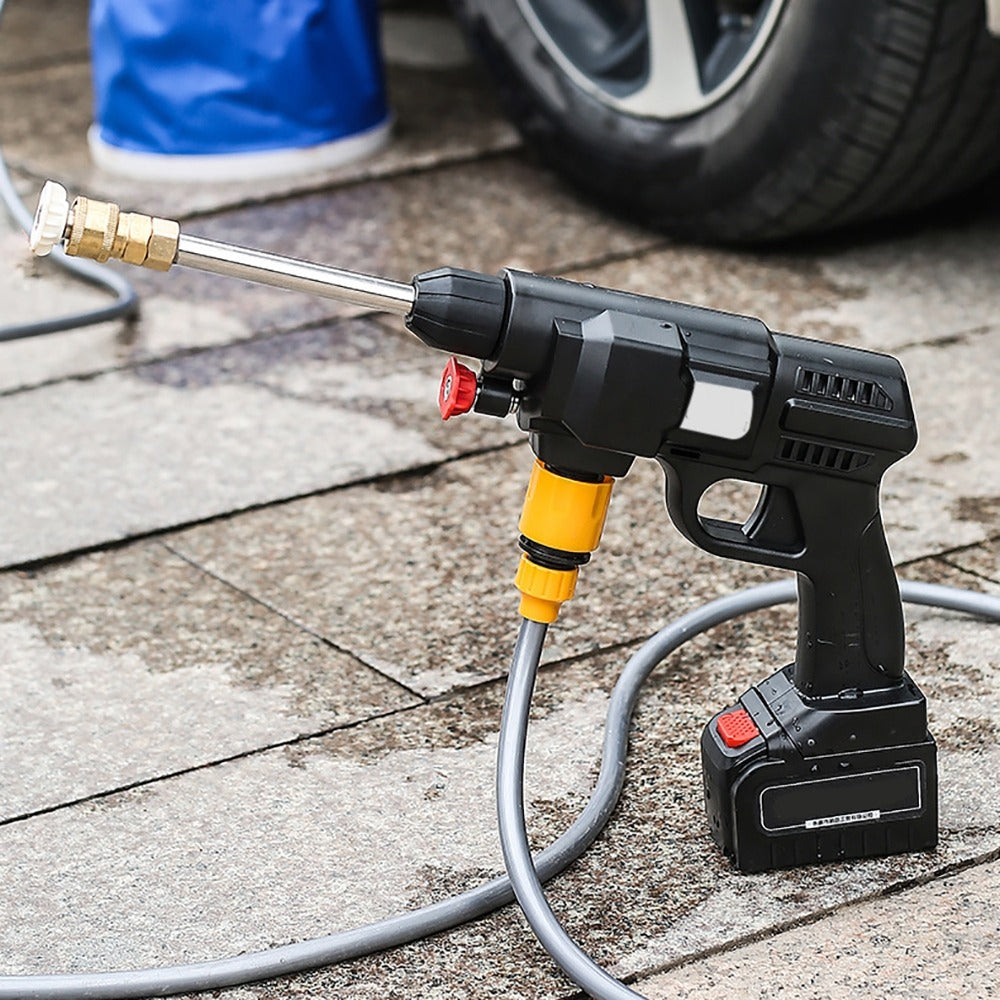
[759,765,923,833]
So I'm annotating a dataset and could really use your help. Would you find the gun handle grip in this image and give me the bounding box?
[660,460,905,699]
[794,510,905,698]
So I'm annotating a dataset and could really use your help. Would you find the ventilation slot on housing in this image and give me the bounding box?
[797,368,891,410]
[778,436,870,472]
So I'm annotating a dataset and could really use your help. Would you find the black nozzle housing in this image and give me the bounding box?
[407,267,507,359]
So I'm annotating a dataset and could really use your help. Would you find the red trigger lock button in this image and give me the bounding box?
[439,357,478,420]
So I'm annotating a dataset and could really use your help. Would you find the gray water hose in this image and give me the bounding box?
[2,578,997,999]
[499,617,644,1000]
[496,580,1000,998]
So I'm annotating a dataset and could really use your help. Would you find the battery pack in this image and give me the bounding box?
[701,664,937,873]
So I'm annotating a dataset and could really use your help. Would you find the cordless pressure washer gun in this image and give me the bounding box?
[31,181,934,875]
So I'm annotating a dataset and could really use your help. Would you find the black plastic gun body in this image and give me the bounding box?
[408,267,917,701]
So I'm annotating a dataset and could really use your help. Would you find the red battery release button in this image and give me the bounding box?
[717,708,760,748]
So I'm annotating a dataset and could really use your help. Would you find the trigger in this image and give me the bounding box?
[743,485,803,553]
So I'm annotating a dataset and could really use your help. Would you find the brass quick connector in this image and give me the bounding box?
[29,180,179,271]
[515,460,614,624]
[67,195,179,271]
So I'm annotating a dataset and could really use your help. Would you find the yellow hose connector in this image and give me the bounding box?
[515,557,578,624]
[515,460,614,623]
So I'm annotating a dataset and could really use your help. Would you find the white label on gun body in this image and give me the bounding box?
[680,375,755,440]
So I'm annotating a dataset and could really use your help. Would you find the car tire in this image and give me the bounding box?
[450,0,1000,241]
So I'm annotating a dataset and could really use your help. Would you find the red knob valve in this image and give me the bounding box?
[438,357,478,420]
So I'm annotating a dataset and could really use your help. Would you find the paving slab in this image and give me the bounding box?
[0,539,418,819]
[1,9,520,220]
[208,319,523,459]
[942,537,1000,585]
[168,446,783,698]
[382,6,473,70]
[0,0,89,75]
[886,327,1000,562]
[0,655,623,982]
[0,316,462,567]
[637,858,1000,1000]
[2,550,997,997]
[1,266,539,565]
[799,212,1000,352]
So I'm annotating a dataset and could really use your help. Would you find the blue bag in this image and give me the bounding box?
[89,0,390,177]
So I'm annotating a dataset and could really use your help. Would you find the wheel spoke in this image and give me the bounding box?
[520,0,783,119]
[617,0,704,117]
